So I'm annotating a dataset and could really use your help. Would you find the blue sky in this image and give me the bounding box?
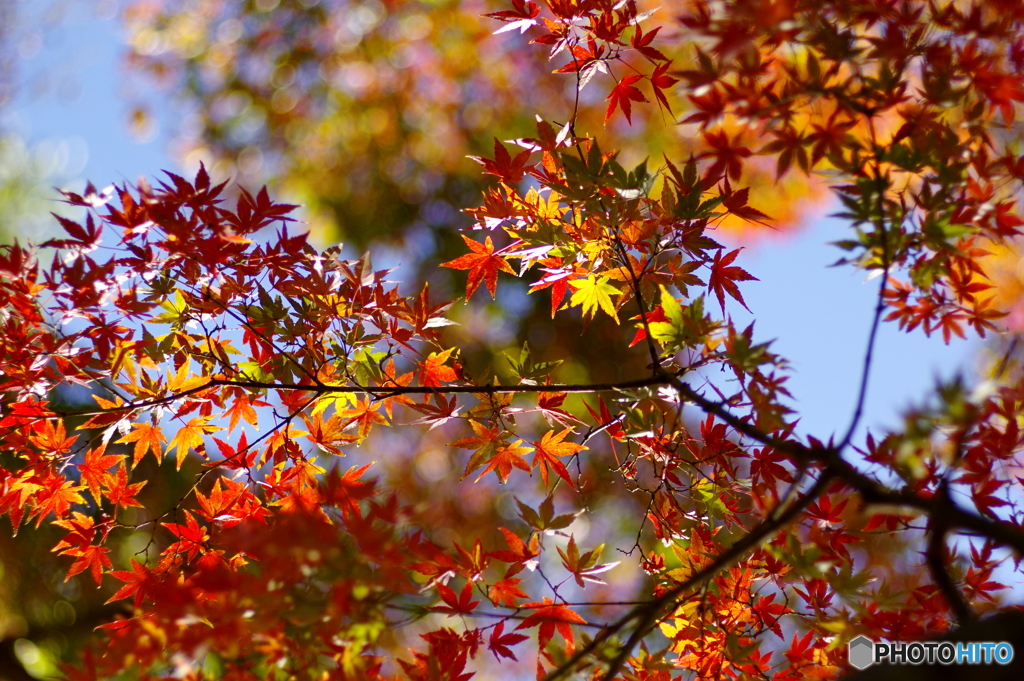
[5,4,979,448]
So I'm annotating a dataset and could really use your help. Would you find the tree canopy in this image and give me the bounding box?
[3,0,1024,679]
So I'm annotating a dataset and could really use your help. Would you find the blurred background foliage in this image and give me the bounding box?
[119,0,827,251]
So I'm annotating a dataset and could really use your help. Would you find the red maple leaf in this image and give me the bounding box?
[419,348,460,387]
[707,248,758,313]
[106,558,153,608]
[489,527,540,565]
[606,74,648,124]
[488,621,529,661]
[631,25,669,63]
[431,582,481,615]
[489,573,530,607]
[515,598,587,651]
[441,234,516,299]
[162,511,210,562]
[649,62,679,114]
[468,138,534,183]
[531,428,585,489]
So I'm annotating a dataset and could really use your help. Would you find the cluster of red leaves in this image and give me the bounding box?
[3,1,1024,680]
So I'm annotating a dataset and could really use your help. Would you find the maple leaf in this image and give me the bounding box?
[225,393,261,432]
[631,25,669,63]
[340,398,389,440]
[102,463,147,509]
[167,417,223,470]
[489,573,531,607]
[650,62,679,114]
[106,558,153,608]
[530,262,573,317]
[606,74,648,124]
[701,130,752,181]
[419,348,460,387]
[707,248,758,313]
[431,582,481,615]
[64,544,113,585]
[304,412,359,455]
[472,439,533,484]
[515,598,587,651]
[722,186,771,225]
[117,422,167,469]
[441,234,516,299]
[450,420,503,471]
[162,511,210,562]
[488,621,529,661]
[489,527,541,567]
[195,477,242,525]
[468,138,534,183]
[28,419,77,455]
[568,274,620,322]
[319,463,376,520]
[556,535,618,588]
[485,0,540,35]
[52,512,99,554]
[584,397,625,441]
[532,428,585,489]
[77,446,124,502]
[31,474,85,527]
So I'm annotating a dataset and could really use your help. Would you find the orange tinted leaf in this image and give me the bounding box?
[117,422,166,469]
[489,575,530,607]
[167,418,222,470]
[441,235,516,299]
[64,544,112,585]
[102,463,147,509]
[78,446,124,502]
[473,439,533,483]
[532,428,585,489]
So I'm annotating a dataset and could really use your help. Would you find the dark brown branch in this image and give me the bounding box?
[926,512,975,625]
[838,164,891,452]
[48,374,675,418]
[543,470,837,681]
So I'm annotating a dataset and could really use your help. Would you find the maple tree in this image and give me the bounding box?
[5,0,1024,679]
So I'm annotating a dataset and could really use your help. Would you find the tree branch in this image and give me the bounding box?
[543,470,837,681]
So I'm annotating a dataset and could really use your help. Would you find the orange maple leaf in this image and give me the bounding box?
[167,417,222,470]
[64,544,112,585]
[162,511,210,562]
[473,440,533,484]
[441,234,516,299]
[102,463,147,509]
[532,429,585,489]
[78,446,124,502]
[418,348,460,387]
[489,574,530,607]
[117,422,166,469]
[31,473,85,527]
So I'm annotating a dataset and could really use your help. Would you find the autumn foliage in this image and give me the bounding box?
[5,0,1024,679]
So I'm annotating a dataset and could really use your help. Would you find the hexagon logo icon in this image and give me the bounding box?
[848,636,874,670]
